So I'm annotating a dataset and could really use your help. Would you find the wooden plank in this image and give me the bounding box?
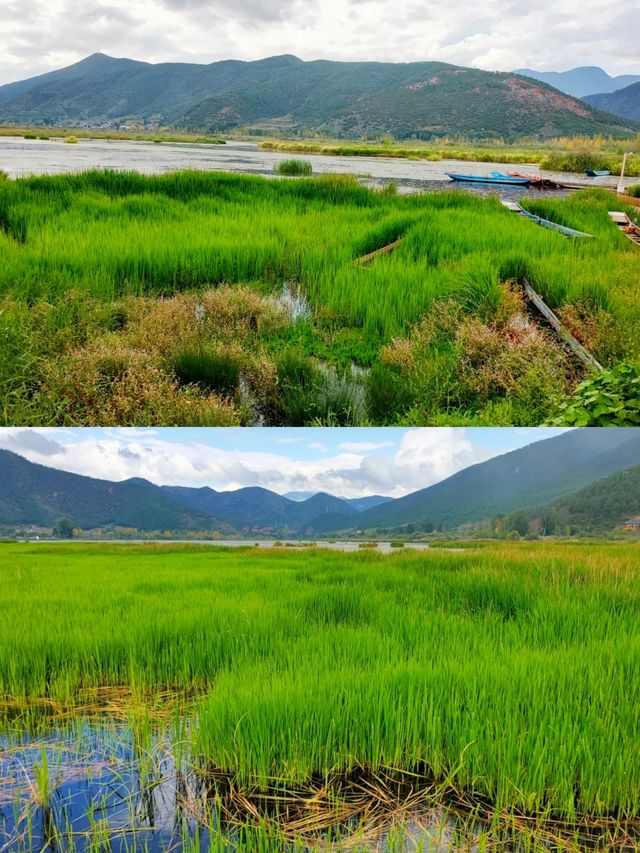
[355,238,404,265]
[523,279,603,373]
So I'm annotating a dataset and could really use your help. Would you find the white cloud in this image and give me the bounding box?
[0,427,497,498]
[0,0,637,85]
[338,441,395,452]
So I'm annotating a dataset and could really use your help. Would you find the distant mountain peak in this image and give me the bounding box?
[515,66,640,98]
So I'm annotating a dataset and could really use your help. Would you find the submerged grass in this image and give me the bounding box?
[1,540,640,830]
[0,170,638,425]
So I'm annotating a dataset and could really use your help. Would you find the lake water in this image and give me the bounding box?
[26,539,435,553]
[0,136,628,197]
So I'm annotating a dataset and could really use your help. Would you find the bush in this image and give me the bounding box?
[64,136,78,144]
[172,348,240,397]
[275,159,312,176]
[552,362,640,426]
[628,184,640,198]
[390,541,405,548]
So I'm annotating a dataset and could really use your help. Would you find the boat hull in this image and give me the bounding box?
[446,173,531,186]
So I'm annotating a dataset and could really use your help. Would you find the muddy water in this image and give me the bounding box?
[0,136,630,197]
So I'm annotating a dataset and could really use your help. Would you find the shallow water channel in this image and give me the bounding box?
[0,719,480,852]
[2,717,636,852]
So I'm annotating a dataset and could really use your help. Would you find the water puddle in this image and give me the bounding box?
[275,283,313,323]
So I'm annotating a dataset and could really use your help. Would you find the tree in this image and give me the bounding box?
[53,517,74,538]
[506,511,529,537]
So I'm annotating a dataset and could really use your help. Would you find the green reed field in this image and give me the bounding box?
[2,540,640,826]
[1,170,639,426]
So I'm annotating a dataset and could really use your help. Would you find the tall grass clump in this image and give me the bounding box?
[275,159,313,176]
[173,348,241,396]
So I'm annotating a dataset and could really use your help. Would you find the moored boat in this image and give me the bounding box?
[445,171,532,186]
[609,211,640,246]
[585,169,611,177]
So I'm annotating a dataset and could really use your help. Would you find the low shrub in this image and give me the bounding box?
[552,362,640,426]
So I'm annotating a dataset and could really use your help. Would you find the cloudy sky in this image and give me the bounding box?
[0,427,568,498]
[0,0,638,85]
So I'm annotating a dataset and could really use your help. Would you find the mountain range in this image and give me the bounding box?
[515,66,640,99]
[1,429,639,536]
[584,83,640,124]
[0,53,635,140]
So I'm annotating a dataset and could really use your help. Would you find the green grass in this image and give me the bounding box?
[1,540,639,827]
[274,159,313,176]
[1,170,639,425]
[173,347,241,396]
[0,125,226,144]
[261,137,640,177]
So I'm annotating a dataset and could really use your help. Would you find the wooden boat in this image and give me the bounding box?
[609,211,640,246]
[445,171,532,186]
[585,169,611,177]
[501,200,592,237]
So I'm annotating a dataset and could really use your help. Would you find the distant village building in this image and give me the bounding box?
[623,516,640,531]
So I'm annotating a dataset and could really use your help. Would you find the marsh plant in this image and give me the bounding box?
[1,541,640,851]
[0,171,638,426]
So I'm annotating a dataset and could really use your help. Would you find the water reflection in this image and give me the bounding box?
[1,721,637,852]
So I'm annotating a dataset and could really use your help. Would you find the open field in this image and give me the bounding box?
[261,135,640,177]
[1,541,640,849]
[1,170,639,426]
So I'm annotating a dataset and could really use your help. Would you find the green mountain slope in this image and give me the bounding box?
[0,451,358,535]
[0,53,635,140]
[349,429,640,531]
[0,450,222,531]
[584,82,640,123]
[536,465,640,533]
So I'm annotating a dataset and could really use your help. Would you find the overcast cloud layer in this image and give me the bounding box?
[0,0,638,85]
[0,428,566,498]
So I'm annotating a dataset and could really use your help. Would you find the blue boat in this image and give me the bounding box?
[585,169,611,177]
[445,170,532,186]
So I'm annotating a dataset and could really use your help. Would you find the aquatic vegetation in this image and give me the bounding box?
[0,172,638,425]
[1,540,640,851]
[274,159,313,176]
[261,136,640,176]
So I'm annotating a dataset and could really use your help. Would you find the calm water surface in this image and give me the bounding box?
[0,136,628,198]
